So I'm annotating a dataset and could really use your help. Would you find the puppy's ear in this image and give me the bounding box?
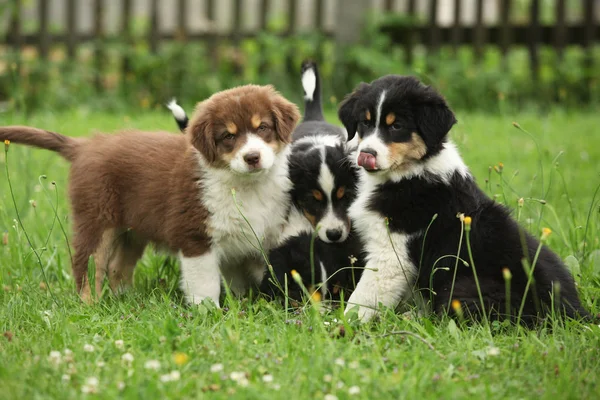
[269,87,301,143]
[189,102,217,163]
[414,94,457,150]
[338,82,369,141]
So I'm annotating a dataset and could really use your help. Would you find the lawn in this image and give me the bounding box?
[1,108,600,399]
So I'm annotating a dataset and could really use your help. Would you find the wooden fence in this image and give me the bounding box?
[1,0,599,92]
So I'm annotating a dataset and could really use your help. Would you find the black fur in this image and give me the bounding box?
[260,230,365,303]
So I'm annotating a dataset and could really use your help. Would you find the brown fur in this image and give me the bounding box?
[0,85,300,302]
[389,132,427,171]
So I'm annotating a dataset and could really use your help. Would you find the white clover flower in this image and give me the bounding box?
[323,374,333,382]
[348,386,361,395]
[486,347,500,356]
[262,374,274,383]
[61,374,71,383]
[114,340,124,349]
[81,377,99,394]
[121,353,134,366]
[229,371,246,382]
[273,383,281,391]
[160,370,181,382]
[210,363,224,373]
[96,360,105,368]
[117,381,126,391]
[93,334,102,343]
[324,394,339,400]
[83,344,95,353]
[48,351,62,367]
[63,348,74,363]
[348,360,360,369]
[336,381,345,389]
[237,378,249,387]
[144,360,161,371]
[334,358,345,367]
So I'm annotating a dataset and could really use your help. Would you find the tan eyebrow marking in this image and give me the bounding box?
[226,122,238,134]
[251,114,262,129]
[365,110,371,121]
[386,112,396,126]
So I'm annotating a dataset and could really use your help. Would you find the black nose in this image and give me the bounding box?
[326,229,342,242]
[244,152,260,166]
[361,148,377,157]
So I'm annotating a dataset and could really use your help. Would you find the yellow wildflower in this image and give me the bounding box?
[541,227,552,241]
[173,352,189,366]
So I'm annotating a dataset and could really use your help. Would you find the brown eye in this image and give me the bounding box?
[336,186,345,199]
[312,190,323,201]
[258,123,268,131]
[391,122,402,130]
[224,134,236,141]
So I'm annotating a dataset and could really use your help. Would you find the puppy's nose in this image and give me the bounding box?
[326,229,342,242]
[244,152,261,167]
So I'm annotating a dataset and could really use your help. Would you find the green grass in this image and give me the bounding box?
[1,108,600,399]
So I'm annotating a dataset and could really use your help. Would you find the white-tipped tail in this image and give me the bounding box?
[166,98,187,121]
[301,68,317,101]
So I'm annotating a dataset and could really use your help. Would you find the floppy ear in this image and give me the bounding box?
[188,102,217,163]
[338,82,369,141]
[414,95,457,151]
[269,88,301,143]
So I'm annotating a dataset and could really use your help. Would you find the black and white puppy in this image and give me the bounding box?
[264,60,363,302]
[338,75,591,323]
[282,60,359,244]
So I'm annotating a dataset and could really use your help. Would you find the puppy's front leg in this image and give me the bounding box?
[344,262,411,322]
[179,250,221,307]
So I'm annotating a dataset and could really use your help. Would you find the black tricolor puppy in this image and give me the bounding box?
[282,60,359,244]
[265,60,363,302]
[338,75,591,324]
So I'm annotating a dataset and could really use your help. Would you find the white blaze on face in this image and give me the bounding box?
[230,133,276,174]
[316,151,349,243]
[302,67,317,101]
[356,90,390,170]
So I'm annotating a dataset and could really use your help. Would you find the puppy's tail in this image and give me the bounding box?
[0,126,82,162]
[301,59,325,122]
[166,99,189,132]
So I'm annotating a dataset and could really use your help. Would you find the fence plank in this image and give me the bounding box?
[177,0,188,40]
[121,0,132,90]
[384,0,394,12]
[149,0,159,53]
[286,0,298,73]
[38,0,49,60]
[258,0,271,75]
[554,0,566,59]
[404,0,416,65]
[451,0,462,54]
[206,0,217,68]
[66,0,77,59]
[8,0,22,76]
[428,0,440,55]
[583,0,596,100]
[528,0,540,82]
[94,0,104,92]
[500,0,512,59]
[473,0,484,61]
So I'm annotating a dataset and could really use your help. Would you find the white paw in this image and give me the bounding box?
[344,290,378,323]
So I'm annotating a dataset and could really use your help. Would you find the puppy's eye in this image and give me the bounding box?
[336,186,345,199]
[390,122,402,130]
[258,123,268,131]
[224,134,236,141]
[312,190,323,201]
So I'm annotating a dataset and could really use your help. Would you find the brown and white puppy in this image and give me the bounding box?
[1,85,300,306]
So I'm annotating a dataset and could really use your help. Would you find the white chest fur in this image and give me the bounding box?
[346,171,418,321]
[201,153,292,262]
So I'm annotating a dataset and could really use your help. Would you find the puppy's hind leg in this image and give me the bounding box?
[106,231,147,295]
[179,249,222,307]
[72,222,104,304]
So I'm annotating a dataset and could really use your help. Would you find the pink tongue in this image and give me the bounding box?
[358,152,377,170]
